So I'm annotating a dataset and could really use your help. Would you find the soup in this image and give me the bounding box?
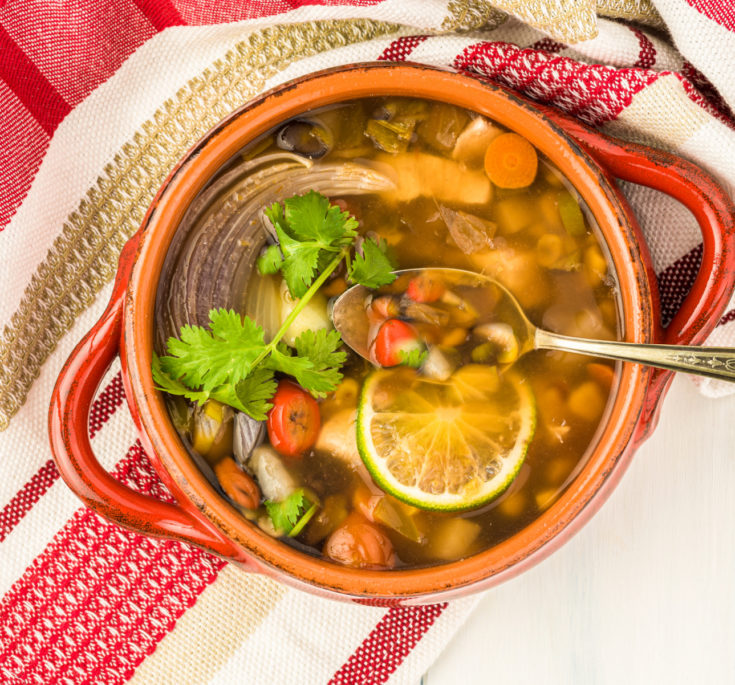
[154,97,619,570]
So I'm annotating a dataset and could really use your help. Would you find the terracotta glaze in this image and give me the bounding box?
[49,64,735,603]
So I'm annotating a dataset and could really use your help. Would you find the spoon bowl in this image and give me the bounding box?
[333,267,735,382]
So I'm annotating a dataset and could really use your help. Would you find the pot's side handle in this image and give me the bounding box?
[546,112,735,347]
[49,233,239,559]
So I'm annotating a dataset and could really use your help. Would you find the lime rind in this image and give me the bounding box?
[356,369,536,512]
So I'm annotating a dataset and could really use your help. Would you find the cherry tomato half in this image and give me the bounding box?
[373,319,422,367]
[323,513,396,569]
[267,380,321,458]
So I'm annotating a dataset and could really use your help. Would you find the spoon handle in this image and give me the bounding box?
[534,329,735,382]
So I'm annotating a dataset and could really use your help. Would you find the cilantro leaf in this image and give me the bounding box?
[257,244,283,275]
[162,309,266,393]
[274,223,322,299]
[266,333,345,398]
[154,355,253,414]
[348,236,396,289]
[265,489,316,535]
[153,354,211,405]
[234,367,278,421]
[399,347,428,368]
[284,191,358,246]
[264,192,358,298]
[292,329,346,394]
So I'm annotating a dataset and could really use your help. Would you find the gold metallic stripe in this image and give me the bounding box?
[0,19,398,430]
[128,565,287,685]
[596,0,665,30]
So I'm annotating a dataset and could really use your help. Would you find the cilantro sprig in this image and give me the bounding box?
[265,489,318,537]
[153,191,396,420]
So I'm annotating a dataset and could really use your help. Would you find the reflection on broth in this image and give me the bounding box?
[155,97,620,570]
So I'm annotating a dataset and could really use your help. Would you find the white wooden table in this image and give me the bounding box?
[424,375,735,684]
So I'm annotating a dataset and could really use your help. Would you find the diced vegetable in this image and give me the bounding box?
[484,132,538,189]
[323,513,396,569]
[314,408,361,467]
[441,327,468,347]
[557,190,586,237]
[425,518,481,561]
[567,380,606,421]
[267,380,321,458]
[191,400,234,462]
[373,319,423,368]
[366,118,415,154]
[406,273,445,303]
[302,494,349,545]
[451,364,500,394]
[494,196,537,235]
[584,245,608,287]
[417,102,470,153]
[214,457,261,510]
[535,234,581,271]
[452,116,503,165]
[497,492,527,518]
[279,280,332,347]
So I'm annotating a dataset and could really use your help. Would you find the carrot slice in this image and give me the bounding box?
[484,132,538,189]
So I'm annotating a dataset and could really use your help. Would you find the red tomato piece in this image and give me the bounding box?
[267,380,321,458]
[373,319,422,367]
[406,273,445,303]
[323,513,396,569]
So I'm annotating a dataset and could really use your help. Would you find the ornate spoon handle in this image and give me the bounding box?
[535,329,735,382]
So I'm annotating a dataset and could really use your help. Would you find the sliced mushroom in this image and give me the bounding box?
[276,119,333,159]
[246,445,299,502]
[233,412,265,468]
[474,322,520,364]
[420,346,457,382]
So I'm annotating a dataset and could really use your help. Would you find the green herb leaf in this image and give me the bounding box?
[348,236,396,289]
[234,367,278,421]
[264,191,358,298]
[399,347,428,368]
[266,340,342,398]
[257,244,284,275]
[265,489,315,535]
[284,190,358,246]
[162,309,266,393]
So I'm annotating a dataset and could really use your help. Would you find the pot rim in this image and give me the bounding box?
[123,63,654,599]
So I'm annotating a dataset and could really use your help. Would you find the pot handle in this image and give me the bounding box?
[49,233,240,559]
[543,111,735,347]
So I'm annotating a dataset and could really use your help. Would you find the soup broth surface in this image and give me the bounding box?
[157,96,621,570]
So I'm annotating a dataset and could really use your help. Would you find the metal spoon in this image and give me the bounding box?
[332,267,735,382]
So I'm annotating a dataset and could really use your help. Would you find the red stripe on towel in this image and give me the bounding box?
[0,373,125,543]
[377,35,429,61]
[0,441,225,685]
[454,41,659,126]
[328,603,447,684]
[0,25,70,135]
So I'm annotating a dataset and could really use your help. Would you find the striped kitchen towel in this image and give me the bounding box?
[1,1,734,683]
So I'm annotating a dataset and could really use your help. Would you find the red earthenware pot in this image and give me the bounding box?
[49,64,735,604]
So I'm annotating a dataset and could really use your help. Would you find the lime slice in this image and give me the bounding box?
[356,365,535,511]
